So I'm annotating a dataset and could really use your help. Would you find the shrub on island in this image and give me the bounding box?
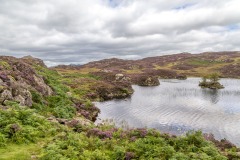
[199,73,224,89]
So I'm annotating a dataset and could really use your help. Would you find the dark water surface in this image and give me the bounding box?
[95,78,240,146]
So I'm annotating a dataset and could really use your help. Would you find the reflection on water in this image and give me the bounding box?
[95,78,240,146]
[201,89,220,104]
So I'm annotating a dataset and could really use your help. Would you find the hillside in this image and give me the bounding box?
[0,54,239,159]
[54,51,240,101]
[56,51,240,78]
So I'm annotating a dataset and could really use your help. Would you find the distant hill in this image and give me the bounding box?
[55,51,240,78]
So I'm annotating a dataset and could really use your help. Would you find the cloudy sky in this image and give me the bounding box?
[1,0,240,66]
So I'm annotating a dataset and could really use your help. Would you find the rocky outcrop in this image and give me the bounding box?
[137,76,160,86]
[115,73,131,82]
[21,55,47,67]
[74,102,100,121]
[33,75,53,96]
[0,77,33,106]
[0,56,53,106]
[115,74,124,81]
[86,71,134,101]
[96,82,134,101]
[176,74,187,80]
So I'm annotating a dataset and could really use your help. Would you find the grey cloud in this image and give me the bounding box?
[0,0,240,66]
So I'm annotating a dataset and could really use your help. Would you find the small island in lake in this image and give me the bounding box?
[199,73,224,89]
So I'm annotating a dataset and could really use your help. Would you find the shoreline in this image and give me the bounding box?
[94,78,240,147]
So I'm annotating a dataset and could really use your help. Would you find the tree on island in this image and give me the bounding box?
[199,73,224,89]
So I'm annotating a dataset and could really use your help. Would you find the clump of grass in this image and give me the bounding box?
[0,60,11,70]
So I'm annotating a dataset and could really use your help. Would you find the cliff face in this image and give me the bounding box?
[0,56,52,107]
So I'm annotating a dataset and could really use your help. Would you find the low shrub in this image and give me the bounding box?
[0,105,55,145]
[40,127,228,160]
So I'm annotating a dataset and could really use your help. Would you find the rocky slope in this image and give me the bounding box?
[0,55,99,121]
[0,56,52,107]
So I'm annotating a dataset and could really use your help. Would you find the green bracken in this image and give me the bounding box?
[0,104,56,145]
[39,129,228,160]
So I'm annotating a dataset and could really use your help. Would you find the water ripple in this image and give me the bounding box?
[96,78,240,146]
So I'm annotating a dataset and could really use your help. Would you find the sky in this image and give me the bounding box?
[0,0,240,66]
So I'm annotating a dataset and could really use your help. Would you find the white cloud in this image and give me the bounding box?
[0,0,240,66]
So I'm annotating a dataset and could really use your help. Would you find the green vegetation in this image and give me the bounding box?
[34,65,69,95]
[0,56,239,159]
[187,58,223,66]
[0,65,79,159]
[199,73,224,89]
[31,66,76,119]
[0,103,56,146]
[54,69,101,100]
[0,60,11,70]
[40,128,228,160]
[61,72,100,80]
[0,143,42,160]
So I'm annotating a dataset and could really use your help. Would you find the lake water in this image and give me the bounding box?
[95,78,240,146]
